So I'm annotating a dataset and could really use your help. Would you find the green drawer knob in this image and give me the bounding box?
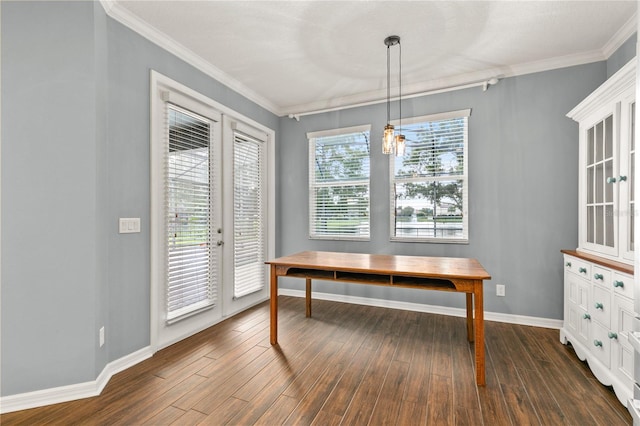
[619,175,628,182]
[583,313,591,320]
[579,267,587,274]
[607,177,617,184]
[594,302,604,310]
[613,280,624,288]
[566,262,572,267]
[608,332,618,339]
[594,273,604,280]
[594,339,603,347]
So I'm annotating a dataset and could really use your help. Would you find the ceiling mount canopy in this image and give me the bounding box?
[382,35,405,156]
[384,35,400,48]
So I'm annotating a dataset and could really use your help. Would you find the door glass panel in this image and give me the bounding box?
[166,106,217,322]
[605,204,614,247]
[587,205,594,243]
[587,127,594,165]
[605,159,613,202]
[596,121,603,162]
[595,163,603,204]
[587,166,594,204]
[596,205,604,245]
[605,115,613,159]
[233,134,266,299]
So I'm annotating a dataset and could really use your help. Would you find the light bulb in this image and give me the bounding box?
[382,124,395,154]
[395,134,406,156]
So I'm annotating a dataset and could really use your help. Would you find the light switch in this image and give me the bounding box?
[119,218,141,234]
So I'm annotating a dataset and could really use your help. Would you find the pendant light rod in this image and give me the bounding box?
[384,35,399,124]
[383,35,401,155]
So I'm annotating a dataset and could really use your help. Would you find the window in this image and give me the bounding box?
[390,110,470,243]
[166,104,218,322]
[308,125,371,240]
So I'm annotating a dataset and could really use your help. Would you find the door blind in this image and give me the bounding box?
[165,104,217,322]
[233,132,265,298]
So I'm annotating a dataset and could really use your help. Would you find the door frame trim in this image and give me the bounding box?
[149,70,275,352]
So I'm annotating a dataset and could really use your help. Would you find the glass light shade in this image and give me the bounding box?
[395,134,406,157]
[382,124,395,154]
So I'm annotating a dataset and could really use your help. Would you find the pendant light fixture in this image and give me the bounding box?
[382,35,405,156]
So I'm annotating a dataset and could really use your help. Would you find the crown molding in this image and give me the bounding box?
[99,1,635,118]
[280,49,607,117]
[98,0,281,116]
[602,12,638,59]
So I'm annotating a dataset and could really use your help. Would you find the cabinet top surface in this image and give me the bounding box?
[266,251,491,280]
[562,249,633,275]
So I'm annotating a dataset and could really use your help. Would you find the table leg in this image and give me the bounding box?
[306,278,312,317]
[466,293,473,342]
[474,281,485,386]
[270,264,278,345]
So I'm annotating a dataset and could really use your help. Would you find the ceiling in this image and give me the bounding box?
[105,1,637,117]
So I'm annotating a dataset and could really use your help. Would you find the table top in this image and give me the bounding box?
[266,251,491,280]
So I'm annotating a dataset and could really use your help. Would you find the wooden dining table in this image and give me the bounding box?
[265,251,491,386]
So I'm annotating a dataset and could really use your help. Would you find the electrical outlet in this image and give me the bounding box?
[496,284,505,297]
[99,326,105,347]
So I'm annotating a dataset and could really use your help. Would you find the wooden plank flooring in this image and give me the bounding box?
[1,296,633,425]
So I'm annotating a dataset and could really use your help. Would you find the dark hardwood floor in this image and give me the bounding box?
[1,296,632,425]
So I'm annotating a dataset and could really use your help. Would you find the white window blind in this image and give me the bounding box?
[233,131,266,298]
[309,127,370,240]
[165,104,217,323]
[391,111,469,242]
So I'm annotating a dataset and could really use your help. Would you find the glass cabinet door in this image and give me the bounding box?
[620,98,635,261]
[585,113,616,254]
[570,61,635,264]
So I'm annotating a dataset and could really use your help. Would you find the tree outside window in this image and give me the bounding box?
[309,126,371,240]
[391,112,469,242]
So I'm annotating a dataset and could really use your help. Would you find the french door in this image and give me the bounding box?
[151,72,272,350]
[222,118,269,316]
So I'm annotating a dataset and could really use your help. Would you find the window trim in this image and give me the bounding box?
[389,109,471,243]
[308,124,371,241]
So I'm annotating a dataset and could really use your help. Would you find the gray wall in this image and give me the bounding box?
[2,0,102,395]
[277,62,612,320]
[608,33,637,78]
[1,1,278,396]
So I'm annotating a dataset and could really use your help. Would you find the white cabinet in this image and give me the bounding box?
[567,59,636,264]
[562,58,636,407]
[561,253,634,405]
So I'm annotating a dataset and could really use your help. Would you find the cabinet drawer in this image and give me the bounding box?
[592,266,611,287]
[564,255,591,278]
[592,284,611,328]
[591,321,611,368]
[612,271,633,299]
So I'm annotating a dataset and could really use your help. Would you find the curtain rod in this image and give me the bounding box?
[287,78,499,121]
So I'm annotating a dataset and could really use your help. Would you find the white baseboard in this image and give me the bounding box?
[0,346,153,414]
[278,288,563,330]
